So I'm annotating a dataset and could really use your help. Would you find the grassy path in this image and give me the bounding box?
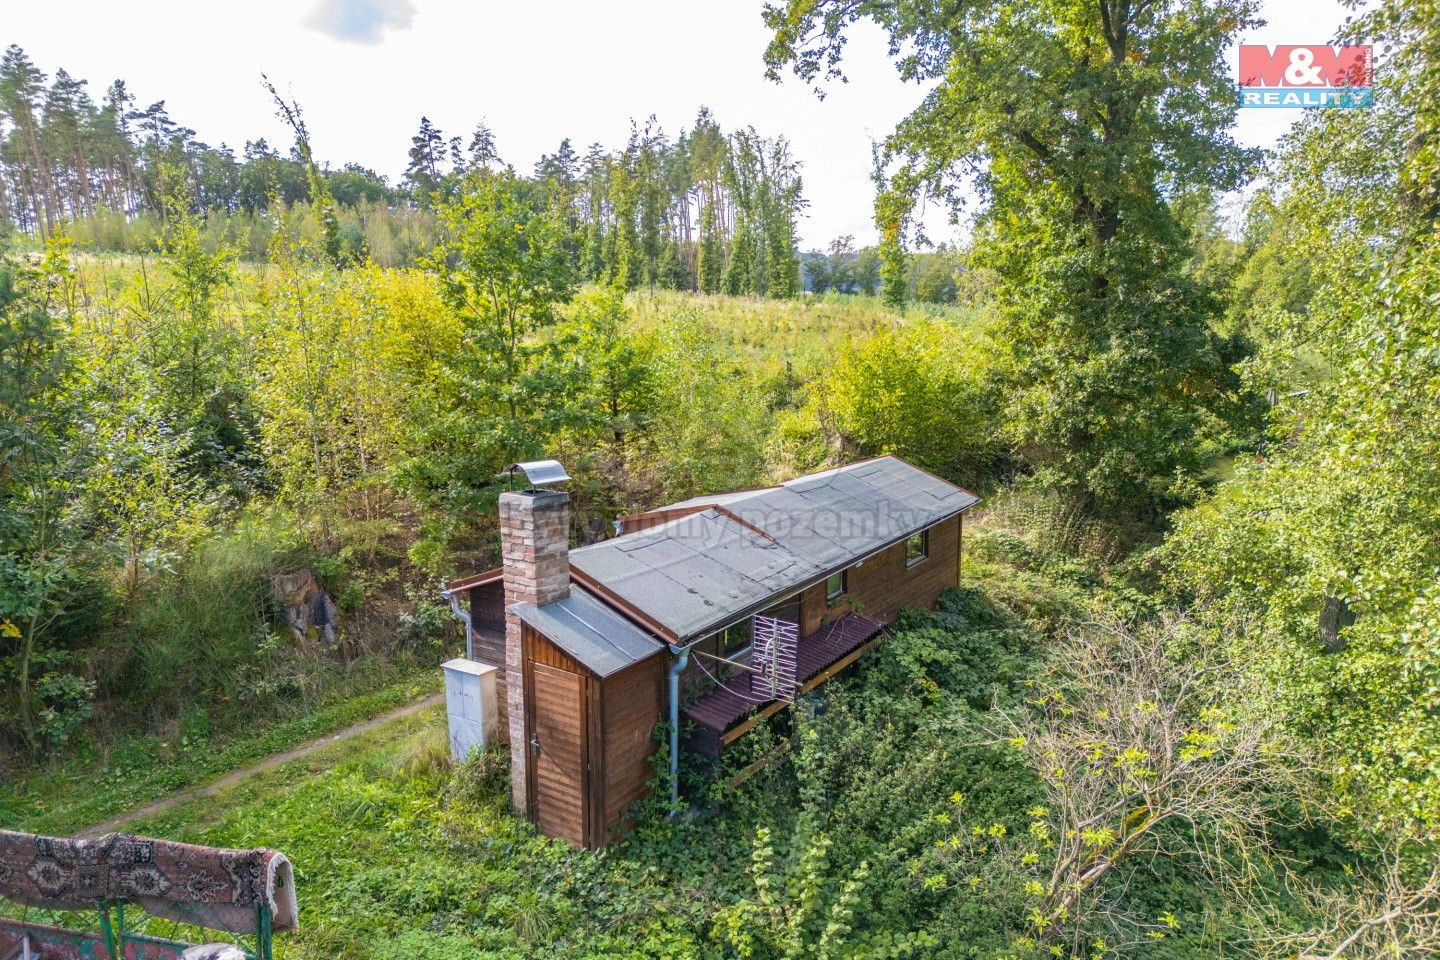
[76,693,444,837]
[1,673,442,835]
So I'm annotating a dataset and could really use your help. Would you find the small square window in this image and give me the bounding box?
[906,530,929,567]
[825,570,847,603]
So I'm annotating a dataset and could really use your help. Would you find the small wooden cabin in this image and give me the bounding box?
[449,456,980,848]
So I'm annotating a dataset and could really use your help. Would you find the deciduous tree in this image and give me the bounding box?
[765,0,1259,518]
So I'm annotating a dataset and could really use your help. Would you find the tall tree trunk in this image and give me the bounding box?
[19,115,55,234]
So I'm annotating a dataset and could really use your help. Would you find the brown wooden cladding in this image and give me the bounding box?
[529,662,587,846]
[810,514,963,627]
[524,622,584,673]
[599,657,663,841]
[468,581,507,667]
[681,514,964,698]
[471,582,509,731]
[522,621,664,848]
[521,513,965,847]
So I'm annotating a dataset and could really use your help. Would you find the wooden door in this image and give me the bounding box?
[528,662,588,845]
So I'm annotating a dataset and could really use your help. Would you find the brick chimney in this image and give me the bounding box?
[499,488,570,814]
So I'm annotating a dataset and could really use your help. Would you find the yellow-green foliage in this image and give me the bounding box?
[58,201,439,268]
[827,315,1003,488]
[9,233,1006,762]
[246,258,455,509]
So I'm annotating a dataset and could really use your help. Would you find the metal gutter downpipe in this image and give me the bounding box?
[667,645,690,809]
[442,588,474,660]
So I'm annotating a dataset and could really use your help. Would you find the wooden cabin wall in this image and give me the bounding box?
[820,515,963,625]
[522,622,667,848]
[598,656,664,842]
[678,515,964,698]
[468,580,509,734]
[469,580,507,667]
[523,622,585,672]
[679,631,725,691]
[677,596,796,695]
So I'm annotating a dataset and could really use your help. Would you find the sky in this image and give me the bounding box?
[6,0,1352,249]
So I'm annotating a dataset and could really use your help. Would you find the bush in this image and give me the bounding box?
[109,513,305,724]
[396,584,450,654]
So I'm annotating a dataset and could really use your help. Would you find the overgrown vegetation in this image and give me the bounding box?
[3,543,1406,959]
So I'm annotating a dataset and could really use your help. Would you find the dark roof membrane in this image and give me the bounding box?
[568,456,978,643]
[509,587,665,677]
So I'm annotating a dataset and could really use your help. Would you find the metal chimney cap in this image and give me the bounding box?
[498,460,571,488]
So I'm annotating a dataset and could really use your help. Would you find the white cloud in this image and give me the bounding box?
[304,0,416,45]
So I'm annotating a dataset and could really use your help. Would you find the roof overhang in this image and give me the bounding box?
[510,587,667,677]
[445,567,503,594]
[571,456,980,645]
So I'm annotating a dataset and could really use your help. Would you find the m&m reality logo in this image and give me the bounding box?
[1238,44,1373,108]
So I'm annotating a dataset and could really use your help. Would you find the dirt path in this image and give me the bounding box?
[78,693,445,837]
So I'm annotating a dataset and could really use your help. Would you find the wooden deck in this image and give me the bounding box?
[683,612,886,757]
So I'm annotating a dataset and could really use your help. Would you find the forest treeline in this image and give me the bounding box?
[0,46,797,296]
[0,42,968,303]
[0,42,987,763]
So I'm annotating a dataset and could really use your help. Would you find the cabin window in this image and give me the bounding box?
[720,618,752,656]
[825,570,847,604]
[906,530,929,567]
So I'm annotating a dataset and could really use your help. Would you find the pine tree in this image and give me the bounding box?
[404,116,446,202]
[468,120,501,171]
[43,69,97,222]
[0,45,54,234]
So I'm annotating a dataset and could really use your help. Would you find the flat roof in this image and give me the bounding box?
[568,456,979,643]
[510,587,666,677]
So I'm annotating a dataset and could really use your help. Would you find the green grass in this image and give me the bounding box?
[625,288,982,376]
[60,707,712,959]
[0,561,1045,959]
[1,670,439,836]
[1,553,1128,959]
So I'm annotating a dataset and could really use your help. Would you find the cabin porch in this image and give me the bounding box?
[682,611,886,758]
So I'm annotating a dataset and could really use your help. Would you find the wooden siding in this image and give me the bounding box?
[817,514,962,626]
[519,512,966,847]
[529,662,587,847]
[523,624,595,846]
[471,579,508,741]
[679,596,800,695]
[684,613,886,758]
[523,621,584,673]
[468,580,507,667]
[599,657,664,841]
[523,621,664,848]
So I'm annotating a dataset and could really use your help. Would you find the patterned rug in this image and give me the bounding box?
[0,830,297,935]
